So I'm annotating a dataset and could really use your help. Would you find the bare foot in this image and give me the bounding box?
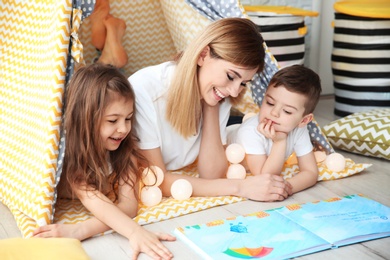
[98,15,128,68]
[89,0,110,50]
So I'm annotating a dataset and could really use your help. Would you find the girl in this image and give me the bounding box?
[130,18,292,202]
[33,63,175,260]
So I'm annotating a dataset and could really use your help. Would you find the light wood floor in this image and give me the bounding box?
[1,96,389,259]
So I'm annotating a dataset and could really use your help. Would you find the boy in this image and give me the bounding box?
[229,65,322,195]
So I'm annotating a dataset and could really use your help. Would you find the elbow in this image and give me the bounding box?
[117,202,137,218]
[198,161,228,179]
[309,171,319,187]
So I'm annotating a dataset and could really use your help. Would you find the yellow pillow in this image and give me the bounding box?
[0,238,89,260]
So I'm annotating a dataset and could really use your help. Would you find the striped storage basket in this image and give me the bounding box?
[332,1,390,116]
[245,6,318,68]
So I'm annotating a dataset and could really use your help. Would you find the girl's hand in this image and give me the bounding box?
[32,223,83,240]
[129,225,176,260]
[257,119,287,142]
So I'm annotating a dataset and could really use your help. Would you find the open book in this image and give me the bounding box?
[174,194,390,259]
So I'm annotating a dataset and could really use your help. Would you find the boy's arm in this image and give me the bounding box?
[260,139,287,175]
[287,151,318,193]
[245,153,267,175]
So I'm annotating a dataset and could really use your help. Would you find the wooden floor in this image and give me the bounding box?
[1,96,389,259]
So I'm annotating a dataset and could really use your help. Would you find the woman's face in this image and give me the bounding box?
[197,48,258,106]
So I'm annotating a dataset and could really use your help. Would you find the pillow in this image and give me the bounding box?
[0,238,89,260]
[322,108,390,160]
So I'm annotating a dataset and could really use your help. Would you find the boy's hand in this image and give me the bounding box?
[129,225,176,260]
[257,119,287,142]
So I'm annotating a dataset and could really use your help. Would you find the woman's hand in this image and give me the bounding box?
[239,173,292,201]
[129,225,176,260]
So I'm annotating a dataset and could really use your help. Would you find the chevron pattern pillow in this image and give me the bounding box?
[322,109,390,160]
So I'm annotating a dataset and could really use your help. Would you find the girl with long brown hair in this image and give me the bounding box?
[33,63,175,260]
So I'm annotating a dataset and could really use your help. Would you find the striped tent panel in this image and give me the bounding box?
[79,0,177,76]
[332,13,390,117]
[0,0,71,237]
[246,12,306,68]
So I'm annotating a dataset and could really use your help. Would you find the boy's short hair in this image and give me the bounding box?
[268,65,322,114]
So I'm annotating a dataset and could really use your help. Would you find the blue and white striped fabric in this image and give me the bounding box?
[332,13,390,116]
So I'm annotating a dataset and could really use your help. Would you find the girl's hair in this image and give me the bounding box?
[166,18,265,138]
[63,63,147,201]
[269,64,322,114]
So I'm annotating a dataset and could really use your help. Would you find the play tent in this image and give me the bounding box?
[1,0,368,238]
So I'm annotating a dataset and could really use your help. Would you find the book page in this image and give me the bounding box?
[276,194,390,247]
[174,209,329,260]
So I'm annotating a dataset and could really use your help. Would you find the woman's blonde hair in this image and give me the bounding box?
[63,63,147,201]
[166,18,265,138]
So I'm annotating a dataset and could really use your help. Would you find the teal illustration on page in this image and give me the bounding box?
[174,194,390,259]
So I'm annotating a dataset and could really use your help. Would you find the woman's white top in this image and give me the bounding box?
[129,61,232,170]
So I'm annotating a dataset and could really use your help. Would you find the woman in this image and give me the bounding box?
[129,18,292,202]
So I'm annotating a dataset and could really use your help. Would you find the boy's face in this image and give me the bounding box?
[100,97,134,151]
[259,84,312,134]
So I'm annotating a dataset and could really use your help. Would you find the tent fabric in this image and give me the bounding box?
[1,0,362,237]
[0,0,72,237]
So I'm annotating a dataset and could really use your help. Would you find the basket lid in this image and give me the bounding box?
[334,1,390,18]
[244,5,318,17]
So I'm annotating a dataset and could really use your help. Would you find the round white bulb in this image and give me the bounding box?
[314,151,327,163]
[171,179,193,200]
[226,164,246,179]
[140,186,162,207]
[225,143,246,164]
[142,166,164,186]
[325,153,346,172]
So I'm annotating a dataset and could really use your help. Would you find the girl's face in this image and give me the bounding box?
[259,84,311,134]
[197,48,258,106]
[100,96,134,151]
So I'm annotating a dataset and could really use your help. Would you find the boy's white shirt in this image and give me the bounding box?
[229,115,313,160]
[129,61,232,171]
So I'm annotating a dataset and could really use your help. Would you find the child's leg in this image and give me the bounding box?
[89,0,110,51]
[97,15,128,68]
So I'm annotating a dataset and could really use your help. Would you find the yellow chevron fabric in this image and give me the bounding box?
[79,0,177,76]
[283,158,371,181]
[54,161,244,227]
[323,109,390,160]
[160,0,210,52]
[54,196,244,227]
[0,0,71,237]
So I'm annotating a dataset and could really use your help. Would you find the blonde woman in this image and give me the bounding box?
[130,18,292,202]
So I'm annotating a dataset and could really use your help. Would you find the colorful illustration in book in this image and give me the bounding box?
[222,222,273,258]
[224,246,274,259]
